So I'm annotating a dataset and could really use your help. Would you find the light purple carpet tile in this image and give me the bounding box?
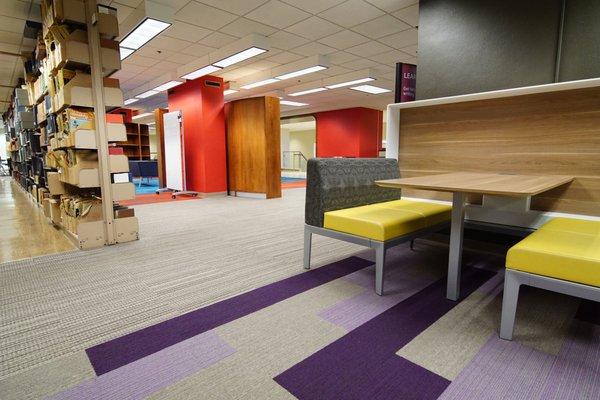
[540,322,600,400]
[275,267,495,400]
[439,322,600,400]
[86,256,372,375]
[319,266,436,331]
[48,331,235,400]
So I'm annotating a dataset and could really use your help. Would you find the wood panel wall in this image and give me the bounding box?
[154,108,168,188]
[398,86,600,216]
[226,96,282,199]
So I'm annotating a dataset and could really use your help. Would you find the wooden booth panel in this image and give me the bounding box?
[227,96,281,199]
[398,86,600,216]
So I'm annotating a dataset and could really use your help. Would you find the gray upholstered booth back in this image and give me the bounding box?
[305,158,401,227]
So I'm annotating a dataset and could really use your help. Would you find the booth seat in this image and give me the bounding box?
[500,217,600,340]
[303,158,451,295]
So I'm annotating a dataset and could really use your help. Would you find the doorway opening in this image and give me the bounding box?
[280,116,315,183]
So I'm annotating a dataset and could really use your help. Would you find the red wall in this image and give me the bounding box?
[167,75,227,193]
[315,107,382,158]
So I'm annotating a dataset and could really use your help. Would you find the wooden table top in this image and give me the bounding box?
[376,172,574,196]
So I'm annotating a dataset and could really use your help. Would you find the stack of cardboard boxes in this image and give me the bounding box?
[15,0,140,249]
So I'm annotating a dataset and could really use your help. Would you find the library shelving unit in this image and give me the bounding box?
[2,0,140,250]
[121,122,150,160]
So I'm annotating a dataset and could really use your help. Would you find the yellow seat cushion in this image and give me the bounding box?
[377,199,452,227]
[538,217,600,236]
[323,200,451,242]
[506,228,600,287]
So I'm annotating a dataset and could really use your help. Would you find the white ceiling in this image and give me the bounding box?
[0,0,420,117]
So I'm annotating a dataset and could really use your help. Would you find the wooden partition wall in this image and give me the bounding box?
[226,96,281,199]
[398,86,600,216]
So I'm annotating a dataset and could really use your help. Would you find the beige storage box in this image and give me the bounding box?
[52,30,120,72]
[55,73,123,112]
[59,150,100,188]
[47,171,66,194]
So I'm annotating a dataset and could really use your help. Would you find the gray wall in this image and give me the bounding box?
[416,0,600,100]
[559,0,600,81]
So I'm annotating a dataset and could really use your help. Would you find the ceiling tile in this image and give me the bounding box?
[291,42,336,56]
[244,60,280,71]
[152,0,190,12]
[179,42,217,57]
[122,54,158,67]
[153,60,184,71]
[346,40,393,57]
[196,0,269,15]
[167,52,198,65]
[318,30,369,49]
[120,62,149,74]
[285,16,343,41]
[266,51,304,64]
[147,36,193,52]
[198,31,238,47]
[164,21,212,42]
[111,70,138,81]
[220,66,262,81]
[400,44,417,57]
[280,0,346,14]
[369,49,413,64]
[319,0,385,28]
[112,0,142,7]
[393,3,419,27]
[110,2,135,23]
[0,16,25,34]
[245,0,310,29]
[327,50,360,65]
[134,45,176,60]
[344,57,378,69]
[365,0,417,13]
[319,65,352,76]
[175,2,238,31]
[0,30,24,46]
[219,18,278,38]
[352,14,411,39]
[0,0,29,19]
[268,31,310,50]
[378,28,417,49]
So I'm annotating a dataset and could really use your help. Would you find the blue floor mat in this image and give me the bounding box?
[132,178,160,194]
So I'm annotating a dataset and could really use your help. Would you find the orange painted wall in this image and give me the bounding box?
[315,107,382,158]
[167,75,227,193]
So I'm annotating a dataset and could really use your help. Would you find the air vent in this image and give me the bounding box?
[205,80,221,88]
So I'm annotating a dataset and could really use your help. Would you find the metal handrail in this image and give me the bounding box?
[282,151,309,171]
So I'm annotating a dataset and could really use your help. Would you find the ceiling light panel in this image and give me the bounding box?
[280,100,308,106]
[120,18,171,50]
[326,77,375,89]
[240,78,280,89]
[119,47,135,60]
[275,65,327,80]
[288,87,327,97]
[135,89,159,99]
[181,65,222,80]
[124,98,139,105]
[223,89,238,95]
[350,85,391,94]
[153,80,183,91]
[213,47,267,68]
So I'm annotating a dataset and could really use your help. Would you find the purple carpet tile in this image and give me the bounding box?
[86,256,373,375]
[49,331,235,400]
[438,335,555,400]
[575,300,600,326]
[319,266,436,331]
[275,267,495,400]
[540,322,600,400]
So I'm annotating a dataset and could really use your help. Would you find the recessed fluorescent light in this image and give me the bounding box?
[240,78,280,89]
[120,18,171,50]
[132,112,153,120]
[275,65,327,80]
[135,89,159,99]
[153,80,183,91]
[213,47,267,68]
[119,47,134,60]
[223,89,238,95]
[350,85,391,94]
[288,87,327,97]
[326,77,375,89]
[280,100,308,106]
[148,122,156,125]
[181,65,221,80]
[124,98,139,105]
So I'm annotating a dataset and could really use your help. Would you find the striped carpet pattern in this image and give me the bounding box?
[1,188,599,399]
